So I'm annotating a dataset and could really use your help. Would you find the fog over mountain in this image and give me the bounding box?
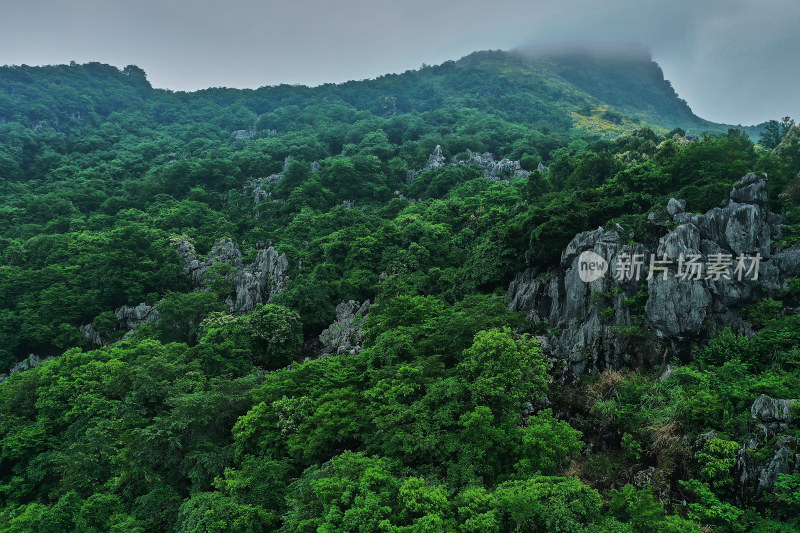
[1,1,798,125]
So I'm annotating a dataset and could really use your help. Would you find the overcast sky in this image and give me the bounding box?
[1,0,798,125]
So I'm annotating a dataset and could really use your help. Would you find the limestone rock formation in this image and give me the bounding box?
[508,173,798,378]
[177,238,289,314]
[318,300,371,357]
[0,354,52,383]
[751,394,798,437]
[81,302,160,347]
[736,395,799,501]
[116,302,159,329]
[243,157,321,205]
[456,148,530,180]
[80,323,105,346]
[406,145,530,183]
[406,145,447,183]
[230,128,256,141]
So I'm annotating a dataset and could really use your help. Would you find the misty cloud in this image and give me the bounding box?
[1,0,797,125]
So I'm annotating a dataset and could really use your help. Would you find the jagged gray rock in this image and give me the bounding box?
[751,394,798,437]
[81,302,160,347]
[245,174,283,204]
[243,157,323,205]
[177,238,289,314]
[757,438,796,492]
[646,275,711,338]
[116,302,159,329]
[80,323,105,346]
[736,395,799,502]
[406,145,530,183]
[508,174,795,377]
[407,145,447,183]
[455,149,530,180]
[0,354,52,383]
[234,247,289,313]
[178,238,244,287]
[666,198,686,217]
[319,300,371,356]
[230,128,256,141]
[510,227,649,376]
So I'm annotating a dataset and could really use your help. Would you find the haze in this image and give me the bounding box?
[1,0,798,126]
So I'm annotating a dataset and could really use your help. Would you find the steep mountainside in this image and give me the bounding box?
[0,50,799,532]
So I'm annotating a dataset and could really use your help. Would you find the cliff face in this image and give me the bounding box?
[508,173,800,378]
[176,238,289,314]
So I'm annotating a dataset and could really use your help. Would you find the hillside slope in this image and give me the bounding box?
[0,49,758,140]
[0,49,799,532]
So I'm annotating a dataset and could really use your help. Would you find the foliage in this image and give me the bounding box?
[0,52,797,532]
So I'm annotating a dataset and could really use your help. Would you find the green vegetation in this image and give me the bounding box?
[0,50,798,531]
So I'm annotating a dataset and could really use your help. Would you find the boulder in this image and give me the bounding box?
[177,238,289,314]
[507,173,792,377]
[319,300,371,356]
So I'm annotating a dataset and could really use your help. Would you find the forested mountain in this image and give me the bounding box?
[0,49,799,531]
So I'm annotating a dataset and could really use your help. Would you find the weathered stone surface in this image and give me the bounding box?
[646,275,711,338]
[507,269,561,324]
[319,300,371,356]
[456,149,530,180]
[666,198,686,217]
[773,244,800,279]
[757,439,796,492]
[730,174,768,206]
[116,302,159,329]
[507,174,793,377]
[233,246,289,313]
[81,302,160,347]
[242,157,323,205]
[230,128,255,141]
[656,223,700,260]
[80,323,105,346]
[510,227,650,376]
[751,394,798,437]
[245,174,282,204]
[406,145,530,183]
[177,238,289,314]
[0,354,52,383]
[736,395,800,502]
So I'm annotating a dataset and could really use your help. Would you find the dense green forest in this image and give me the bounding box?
[1,49,799,531]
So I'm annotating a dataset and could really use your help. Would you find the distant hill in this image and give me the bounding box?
[0,49,763,140]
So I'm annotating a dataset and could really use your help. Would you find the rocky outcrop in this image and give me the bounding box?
[178,238,244,287]
[406,145,447,183]
[243,157,321,205]
[245,174,282,204]
[234,247,289,313]
[230,128,256,141]
[736,395,799,502]
[508,174,798,377]
[509,228,650,376]
[0,354,53,383]
[177,238,289,314]
[406,145,530,183]
[80,323,105,346]
[318,300,371,357]
[751,394,798,438]
[117,302,159,329]
[81,302,160,347]
[456,148,530,180]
